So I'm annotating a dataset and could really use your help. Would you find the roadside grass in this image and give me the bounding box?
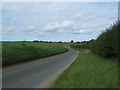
[2,42,68,66]
[51,49,118,88]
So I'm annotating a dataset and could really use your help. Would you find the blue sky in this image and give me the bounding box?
[2,2,118,42]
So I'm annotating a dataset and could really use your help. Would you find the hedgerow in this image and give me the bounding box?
[71,21,119,59]
[90,22,119,58]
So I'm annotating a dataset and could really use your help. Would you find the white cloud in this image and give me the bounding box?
[6,26,15,32]
[72,29,88,34]
[71,29,91,34]
[73,24,86,30]
[44,20,92,34]
[62,20,74,29]
[44,20,74,32]
[2,2,117,41]
[71,13,96,21]
[71,13,81,19]
[2,26,15,34]
[36,32,43,36]
[44,22,60,31]
[24,25,36,31]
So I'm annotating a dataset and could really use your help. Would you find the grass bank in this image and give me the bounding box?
[51,49,118,88]
[2,42,68,66]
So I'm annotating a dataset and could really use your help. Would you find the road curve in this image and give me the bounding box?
[2,47,79,88]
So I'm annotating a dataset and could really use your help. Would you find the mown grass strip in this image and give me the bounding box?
[51,49,118,88]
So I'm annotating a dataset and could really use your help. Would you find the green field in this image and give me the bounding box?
[51,49,118,88]
[2,42,68,66]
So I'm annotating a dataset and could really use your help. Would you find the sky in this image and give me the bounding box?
[2,2,118,42]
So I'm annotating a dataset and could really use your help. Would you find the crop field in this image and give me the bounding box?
[52,49,118,88]
[2,42,68,66]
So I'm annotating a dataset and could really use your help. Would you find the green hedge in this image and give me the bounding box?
[71,21,119,59]
[71,43,89,49]
[89,22,119,58]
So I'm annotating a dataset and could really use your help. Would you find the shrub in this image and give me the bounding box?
[89,21,119,58]
[71,21,119,59]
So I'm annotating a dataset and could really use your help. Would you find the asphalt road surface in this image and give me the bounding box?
[2,47,79,88]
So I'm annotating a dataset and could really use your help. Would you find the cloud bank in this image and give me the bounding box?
[2,2,118,41]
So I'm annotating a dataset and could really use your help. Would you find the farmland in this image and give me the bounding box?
[2,42,68,66]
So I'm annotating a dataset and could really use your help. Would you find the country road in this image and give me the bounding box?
[2,47,79,88]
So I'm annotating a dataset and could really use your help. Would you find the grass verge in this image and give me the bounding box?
[51,49,118,88]
[2,42,68,66]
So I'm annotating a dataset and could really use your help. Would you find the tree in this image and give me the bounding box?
[59,41,62,43]
[89,39,94,42]
[71,40,74,43]
[33,40,39,42]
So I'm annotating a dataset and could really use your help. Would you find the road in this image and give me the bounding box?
[2,47,79,88]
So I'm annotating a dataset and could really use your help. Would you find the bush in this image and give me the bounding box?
[71,21,119,59]
[89,21,119,58]
[71,43,89,49]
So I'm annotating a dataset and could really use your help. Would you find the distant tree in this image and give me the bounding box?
[43,41,48,43]
[71,40,74,43]
[40,41,43,42]
[83,41,86,43]
[59,41,62,43]
[33,40,39,42]
[89,39,94,42]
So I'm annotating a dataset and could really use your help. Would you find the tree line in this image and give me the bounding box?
[71,21,119,59]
